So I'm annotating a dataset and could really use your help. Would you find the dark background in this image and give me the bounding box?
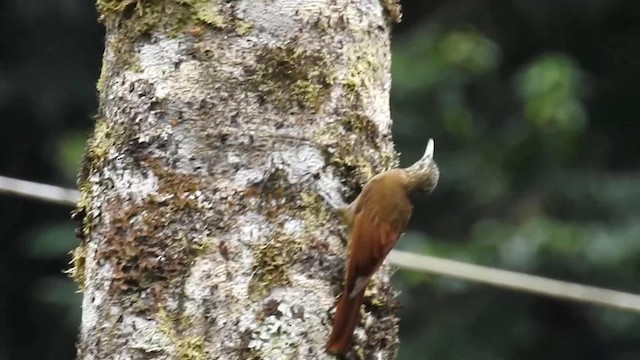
[1,1,640,359]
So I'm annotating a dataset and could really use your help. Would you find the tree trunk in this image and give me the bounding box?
[72,0,400,358]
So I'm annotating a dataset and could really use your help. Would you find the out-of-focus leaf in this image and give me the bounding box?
[515,54,587,131]
[438,29,501,74]
[26,223,77,259]
[57,131,87,182]
[33,276,82,324]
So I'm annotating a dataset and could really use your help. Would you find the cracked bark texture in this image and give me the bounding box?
[74,0,401,359]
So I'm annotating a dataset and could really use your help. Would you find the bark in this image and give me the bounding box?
[72,0,401,359]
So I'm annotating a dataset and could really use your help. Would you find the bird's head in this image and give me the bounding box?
[405,138,440,193]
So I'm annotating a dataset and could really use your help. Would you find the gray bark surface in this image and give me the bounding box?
[74,0,400,358]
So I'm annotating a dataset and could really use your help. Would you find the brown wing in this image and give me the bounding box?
[345,181,411,296]
[327,174,412,354]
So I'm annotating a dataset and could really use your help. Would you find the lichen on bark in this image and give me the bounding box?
[248,43,336,111]
[76,0,401,359]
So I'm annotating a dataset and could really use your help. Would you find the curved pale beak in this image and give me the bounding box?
[422,138,435,160]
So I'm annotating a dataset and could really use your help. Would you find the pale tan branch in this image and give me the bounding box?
[389,250,640,313]
[0,175,79,206]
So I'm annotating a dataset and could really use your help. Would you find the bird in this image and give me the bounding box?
[326,138,440,355]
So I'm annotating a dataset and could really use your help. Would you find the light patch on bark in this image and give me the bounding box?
[234,168,267,188]
[248,289,334,360]
[91,167,158,202]
[316,172,349,210]
[236,212,274,245]
[123,316,172,353]
[272,146,326,184]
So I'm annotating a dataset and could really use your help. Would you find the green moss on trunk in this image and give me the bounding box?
[248,44,335,111]
[95,0,252,70]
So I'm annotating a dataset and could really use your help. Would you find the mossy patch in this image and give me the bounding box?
[79,116,139,183]
[340,111,380,145]
[96,60,108,93]
[343,43,385,108]
[180,0,224,28]
[158,308,206,360]
[360,279,400,358]
[83,146,208,296]
[96,195,200,295]
[242,165,340,303]
[95,0,252,71]
[313,109,398,194]
[97,0,191,69]
[65,245,86,289]
[95,0,245,33]
[244,167,302,219]
[147,159,202,197]
[314,123,377,192]
[255,168,292,217]
[69,116,134,290]
[298,191,333,232]
[243,167,336,230]
[71,185,93,248]
[248,230,302,299]
[242,167,339,299]
[85,117,118,172]
[381,0,402,23]
[179,0,252,34]
[248,44,335,111]
[327,146,376,192]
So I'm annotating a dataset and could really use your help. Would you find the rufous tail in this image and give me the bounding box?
[326,289,366,355]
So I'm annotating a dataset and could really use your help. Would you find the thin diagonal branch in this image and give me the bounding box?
[0,175,79,206]
[389,250,640,313]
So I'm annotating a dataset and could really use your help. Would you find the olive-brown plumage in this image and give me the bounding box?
[327,139,440,355]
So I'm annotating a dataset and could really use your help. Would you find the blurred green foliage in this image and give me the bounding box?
[2,1,640,359]
[391,2,640,359]
[27,223,78,260]
[57,131,89,182]
[516,54,587,131]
